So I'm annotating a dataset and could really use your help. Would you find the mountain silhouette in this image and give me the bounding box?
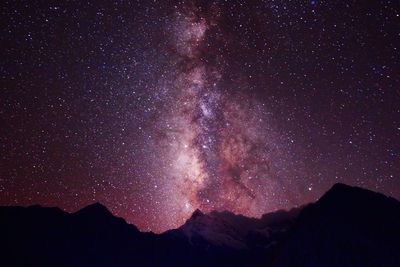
[0,183,399,267]
[275,183,400,267]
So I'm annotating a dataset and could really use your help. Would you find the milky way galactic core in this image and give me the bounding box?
[152,3,294,227]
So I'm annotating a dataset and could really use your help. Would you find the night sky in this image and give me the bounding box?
[1,0,399,232]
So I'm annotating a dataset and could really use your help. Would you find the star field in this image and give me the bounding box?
[1,0,399,232]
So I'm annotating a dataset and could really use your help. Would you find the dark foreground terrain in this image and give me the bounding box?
[1,183,399,267]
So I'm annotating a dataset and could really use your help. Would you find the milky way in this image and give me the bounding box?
[1,0,399,232]
[148,3,293,227]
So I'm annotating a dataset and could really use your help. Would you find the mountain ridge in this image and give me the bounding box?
[0,183,399,267]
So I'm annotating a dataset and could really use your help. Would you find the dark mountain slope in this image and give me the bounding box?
[0,203,145,266]
[275,183,400,267]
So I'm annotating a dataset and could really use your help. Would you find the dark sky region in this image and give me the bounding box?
[0,0,399,232]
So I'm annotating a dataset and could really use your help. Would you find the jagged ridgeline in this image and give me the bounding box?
[0,183,399,267]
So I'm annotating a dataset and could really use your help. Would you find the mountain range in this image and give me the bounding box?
[1,183,399,267]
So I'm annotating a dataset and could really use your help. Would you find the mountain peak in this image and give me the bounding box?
[86,202,107,209]
[190,209,204,219]
[320,183,387,204]
[328,182,365,194]
[74,202,112,217]
[84,202,108,211]
[330,182,351,190]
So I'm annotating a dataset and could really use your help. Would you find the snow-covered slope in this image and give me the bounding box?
[173,207,302,249]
